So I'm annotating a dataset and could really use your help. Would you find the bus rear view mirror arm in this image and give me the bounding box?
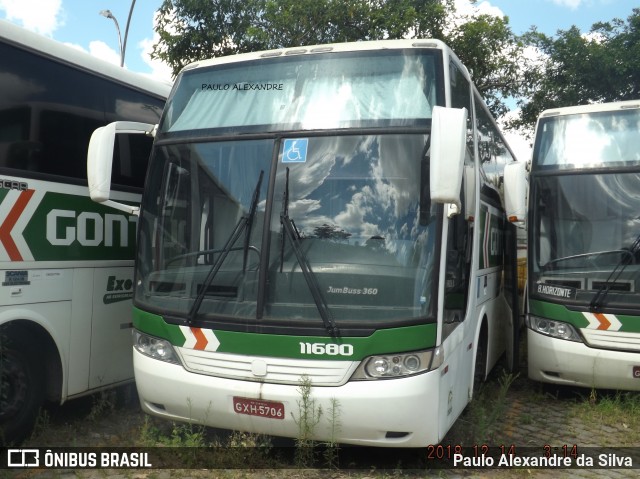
[87,121,156,216]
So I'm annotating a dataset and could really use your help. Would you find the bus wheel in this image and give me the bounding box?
[473,336,487,394]
[0,339,44,445]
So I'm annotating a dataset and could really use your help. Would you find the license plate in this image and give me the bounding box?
[233,397,285,419]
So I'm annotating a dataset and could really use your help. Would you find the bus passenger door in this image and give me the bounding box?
[438,180,474,438]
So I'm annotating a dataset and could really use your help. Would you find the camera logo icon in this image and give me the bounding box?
[7,449,40,467]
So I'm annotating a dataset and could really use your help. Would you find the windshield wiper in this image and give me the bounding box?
[187,171,264,324]
[280,168,340,338]
[590,234,640,312]
[543,250,628,272]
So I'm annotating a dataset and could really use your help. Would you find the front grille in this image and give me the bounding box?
[582,329,640,352]
[177,348,358,386]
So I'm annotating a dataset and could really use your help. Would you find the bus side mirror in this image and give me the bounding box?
[430,106,468,217]
[504,161,528,223]
[87,121,156,215]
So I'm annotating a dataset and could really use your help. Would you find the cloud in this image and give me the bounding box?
[135,10,174,82]
[445,0,507,34]
[549,0,583,9]
[62,40,121,67]
[0,0,63,36]
[88,40,122,66]
[499,109,534,162]
[139,36,173,82]
[457,0,506,19]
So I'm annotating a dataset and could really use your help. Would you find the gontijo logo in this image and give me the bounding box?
[0,188,138,262]
[46,209,137,247]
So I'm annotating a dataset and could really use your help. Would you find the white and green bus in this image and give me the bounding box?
[507,100,640,391]
[88,39,520,446]
[0,19,170,444]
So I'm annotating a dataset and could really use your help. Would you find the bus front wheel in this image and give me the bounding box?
[0,336,44,445]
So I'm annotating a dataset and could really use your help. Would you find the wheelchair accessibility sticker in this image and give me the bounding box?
[282,139,308,163]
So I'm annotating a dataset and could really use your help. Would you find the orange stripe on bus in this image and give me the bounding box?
[594,312,611,330]
[0,189,35,261]
[191,327,208,350]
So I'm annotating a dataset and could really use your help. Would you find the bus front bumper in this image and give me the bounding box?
[527,329,640,390]
[133,348,446,447]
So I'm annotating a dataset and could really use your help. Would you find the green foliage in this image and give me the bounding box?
[290,375,342,468]
[446,13,525,118]
[152,0,454,75]
[454,371,517,444]
[512,8,640,130]
[86,389,117,422]
[153,0,263,74]
[571,390,640,445]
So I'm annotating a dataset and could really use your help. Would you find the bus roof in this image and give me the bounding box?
[0,19,172,99]
[181,38,463,74]
[539,100,640,119]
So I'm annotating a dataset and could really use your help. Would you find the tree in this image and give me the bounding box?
[446,12,525,118]
[153,0,262,73]
[151,0,524,119]
[512,8,640,131]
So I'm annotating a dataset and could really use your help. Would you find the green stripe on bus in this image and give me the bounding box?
[133,307,438,360]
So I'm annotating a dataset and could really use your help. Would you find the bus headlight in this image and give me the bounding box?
[527,315,582,342]
[351,348,443,380]
[134,330,181,364]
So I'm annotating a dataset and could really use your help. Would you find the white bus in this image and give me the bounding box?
[88,39,520,447]
[506,100,640,391]
[0,19,170,444]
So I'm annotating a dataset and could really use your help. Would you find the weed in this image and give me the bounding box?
[290,375,343,469]
[170,422,207,447]
[570,390,640,445]
[291,374,322,467]
[456,371,518,444]
[139,415,163,446]
[322,397,341,469]
[86,389,117,422]
[228,430,271,449]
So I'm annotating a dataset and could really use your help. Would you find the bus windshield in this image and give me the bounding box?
[138,48,444,331]
[159,49,439,134]
[531,172,640,308]
[534,108,640,170]
[136,133,439,329]
[531,108,640,309]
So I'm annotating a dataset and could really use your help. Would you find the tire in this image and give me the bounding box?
[473,335,487,395]
[0,337,45,445]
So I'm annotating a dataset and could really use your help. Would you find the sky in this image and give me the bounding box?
[1,0,638,160]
